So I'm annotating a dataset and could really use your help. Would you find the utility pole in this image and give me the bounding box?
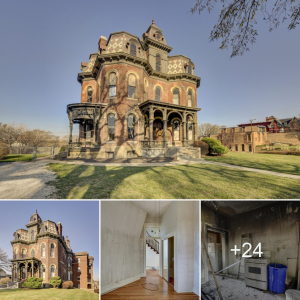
[249,119,256,153]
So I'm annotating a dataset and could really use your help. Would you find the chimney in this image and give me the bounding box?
[98,36,107,52]
[57,222,63,237]
[266,117,269,122]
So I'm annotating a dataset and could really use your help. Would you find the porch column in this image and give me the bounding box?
[149,106,154,147]
[163,109,167,147]
[32,261,34,277]
[193,122,197,143]
[25,262,28,278]
[11,264,14,282]
[38,263,40,278]
[182,113,187,147]
[69,120,73,144]
[16,264,19,282]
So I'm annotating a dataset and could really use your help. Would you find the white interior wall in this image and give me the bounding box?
[101,201,147,294]
[146,245,160,269]
[194,201,200,296]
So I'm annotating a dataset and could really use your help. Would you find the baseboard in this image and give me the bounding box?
[140,272,146,277]
[101,274,141,295]
[193,286,200,296]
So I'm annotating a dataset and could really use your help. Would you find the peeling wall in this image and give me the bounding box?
[101,201,147,288]
[228,201,300,283]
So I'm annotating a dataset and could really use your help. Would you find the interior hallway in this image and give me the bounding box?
[202,273,284,300]
[101,270,199,299]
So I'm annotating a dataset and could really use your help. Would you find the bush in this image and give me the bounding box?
[94,288,99,294]
[59,146,67,153]
[50,276,61,288]
[22,277,43,289]
[0,142,9,160]
[193,140,209,156]
[62,281,73,289]
[201,137,229,156]
[0,277,11,284]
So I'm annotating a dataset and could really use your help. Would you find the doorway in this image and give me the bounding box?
[163,236,175,287]
[207,230,223,273]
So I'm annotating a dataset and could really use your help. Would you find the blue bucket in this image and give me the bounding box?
[268,263,287,294]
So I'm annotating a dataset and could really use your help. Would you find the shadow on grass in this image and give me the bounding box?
[47,163,300,199]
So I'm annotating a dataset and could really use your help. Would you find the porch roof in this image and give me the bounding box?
[139,100,201,112]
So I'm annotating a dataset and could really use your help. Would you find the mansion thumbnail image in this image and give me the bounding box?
[10,210,94,289]
[66,19,201,159]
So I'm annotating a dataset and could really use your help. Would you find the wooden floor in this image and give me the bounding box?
[101,270,199,299]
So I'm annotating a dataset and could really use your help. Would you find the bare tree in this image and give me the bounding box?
[0,123,27,149]
[198,123,220,138]
[191,0,300,57]
[0,248,11,273]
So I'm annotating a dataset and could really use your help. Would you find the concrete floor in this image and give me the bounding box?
[202,273,285,300]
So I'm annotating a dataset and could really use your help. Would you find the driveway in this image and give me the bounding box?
[0,161,56,199]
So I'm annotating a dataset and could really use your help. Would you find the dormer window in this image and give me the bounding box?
[187,65,192,75]
[31,230,34,241]
[156,33,161,40]
[130,43,136,56]
[156,54,161,72]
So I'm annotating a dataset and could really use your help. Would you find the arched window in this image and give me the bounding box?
[188,116,193,140]
[156,54,161,72]
[42,266,46,279]
[173,88,179,105]
[173,120,180,141]
[50,265,55,278]
[86,86,93,103]
[68,257,71,267]
[128,114,135,140]
[130,43,136,56]
[187,64,192,74]
[109,72,117,97]
[41,244,45,257]
[108,114,115,141]
[22,249,26,258]
[128,74,136,98]
[68,271,71,281]
[155,86,161,101]
[15,249,17,259]
[31,230,34,241]
[187,89,192,107]
[50,244,54,257]
[32,249,35,257]
[41,226,45,233]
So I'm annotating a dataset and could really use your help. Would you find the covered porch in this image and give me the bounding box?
[10,258,41,282]
[139,100,200,149]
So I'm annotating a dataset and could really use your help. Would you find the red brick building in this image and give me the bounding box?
[10,210,94,289]
[67,20,201,159]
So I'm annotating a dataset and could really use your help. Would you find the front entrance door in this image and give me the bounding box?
[153,119,163,140]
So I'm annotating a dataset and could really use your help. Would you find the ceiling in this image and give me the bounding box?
[203,201,276,217]
[132,201,172,217]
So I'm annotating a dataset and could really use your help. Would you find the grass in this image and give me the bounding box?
[203,152,300,176]
[47,163,300,199]
[0,288,98,300]
[0,154,48,162]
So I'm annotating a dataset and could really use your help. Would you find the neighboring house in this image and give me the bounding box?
[0,268,10,278]
[210,125,267,152]
[10,210,94,289]
[101,201,199,296]
[67,19,201,159]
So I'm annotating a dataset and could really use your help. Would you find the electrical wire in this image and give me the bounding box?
[122,283,159,291]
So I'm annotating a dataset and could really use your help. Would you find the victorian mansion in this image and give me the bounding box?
[67,20,201,159]
[10,210,94,289]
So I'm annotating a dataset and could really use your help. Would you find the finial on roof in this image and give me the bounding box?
[152,19,156,26]
[35,209,37,214]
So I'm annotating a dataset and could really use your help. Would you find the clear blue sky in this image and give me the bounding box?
[0,201,99,281]
[0,0,299,134]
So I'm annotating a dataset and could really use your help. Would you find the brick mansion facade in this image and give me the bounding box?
[10,210,94,289]
[67,20,201,159]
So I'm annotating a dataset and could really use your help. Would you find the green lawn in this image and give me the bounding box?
[47,163,300,199]
[0,288,98,300]
[0,154,49,162]
[204,152,300,176]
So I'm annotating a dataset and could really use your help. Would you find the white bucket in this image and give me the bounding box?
[286,290,300,300]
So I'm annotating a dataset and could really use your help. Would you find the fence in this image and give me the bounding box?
[0,146,63,159]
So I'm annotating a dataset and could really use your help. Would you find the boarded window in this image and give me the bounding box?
[173,88,179,105]
[108,114,115,140]
[130,43,136,56]
[156,54,161,72]
[22,249,26,258]
[188,89,192,107]
[51,266,55,278]
[173,120,180,141]
[128,74,136,98]
[109,72,116,97]
[42,266,46,279]
[87,87,93,102]
[155,86,161,101]
[41,244,45,257]
[32,249,35,257]
[50,244,55,257]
